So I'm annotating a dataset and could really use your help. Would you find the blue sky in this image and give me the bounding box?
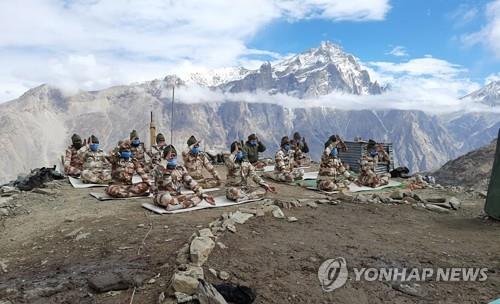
[0,0,499,106]
[248,0,495,83]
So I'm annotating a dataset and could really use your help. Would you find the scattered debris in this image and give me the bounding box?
[287,217,298,222]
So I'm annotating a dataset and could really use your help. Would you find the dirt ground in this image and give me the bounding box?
[1,166,499,304]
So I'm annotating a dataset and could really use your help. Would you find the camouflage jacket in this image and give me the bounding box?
[181,150,219,180]
[318,146,348,178]
[274,149,294,173]
[360,150,390,172]
[225,154,266,187]
[64,146,84,172]
[78,146,111,171]
[151,164,201,195]
[149,144,166,165]
[292,140,309,160]
[110,158,149,185]
[131,144,147,164]
[243,141,266,164]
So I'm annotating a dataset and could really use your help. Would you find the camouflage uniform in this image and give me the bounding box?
[225,153,269,201]
[274,149,304,182]
[291,139,311,167]
[182,139,221,188]
[150,144,166,166]
[64,146,84,177]
[356,149,390,188]
[317,145,352,191]
[151,164,203,211]
[106,141,150,198]
[79,146,112,184]
[243,137,267,168]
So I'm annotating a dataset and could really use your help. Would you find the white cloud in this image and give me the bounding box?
[485,72,500,84]
[448,4,479,28]
[0,0,391,102]
[368,57,466,79]
[386,46,408,57]
[361,57,483,112]
[461,0,500,58]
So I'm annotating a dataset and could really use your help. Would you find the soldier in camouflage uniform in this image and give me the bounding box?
[226,141,275,201]
[79,135,112,184]
[317,136,354,191]
[243,133,267,169]
[273,136,304,182]
[291,131,311,167]
[64,133,84,177]
[129,129,148,169]
[356,140,391,188]
[152,145,215,210]
[182,135,221,188]
[149,133,167,166]
[106,140,151,198]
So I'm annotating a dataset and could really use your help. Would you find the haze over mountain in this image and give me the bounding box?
[0,42,499,184]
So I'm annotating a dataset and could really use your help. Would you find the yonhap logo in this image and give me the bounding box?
[318,257,488,293]
[317,257,348,292]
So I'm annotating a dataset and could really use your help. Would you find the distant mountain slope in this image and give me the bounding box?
[434,139,497,190]
[220,41,384,97]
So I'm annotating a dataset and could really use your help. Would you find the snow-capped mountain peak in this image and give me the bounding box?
[462,81,500,106]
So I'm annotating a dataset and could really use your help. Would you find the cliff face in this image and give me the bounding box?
[433,139,497,190]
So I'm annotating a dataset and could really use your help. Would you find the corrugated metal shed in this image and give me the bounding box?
[338,141,394,174]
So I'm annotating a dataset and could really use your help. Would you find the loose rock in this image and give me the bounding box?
[230,211,254,224]
[306,202,318,208]
[287,217,298,222]
[218,271,230,281]
[272,207,285,219]
[190,237,215,266]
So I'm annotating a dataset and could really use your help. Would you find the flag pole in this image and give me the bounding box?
[170,84,175,145]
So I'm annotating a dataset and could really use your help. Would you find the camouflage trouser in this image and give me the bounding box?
[195,178,221,189]
[251,160,268,170]
[295,157,312,167]
[65,166,81,177]
[153,191,202,211]
[356,170,390,188]
[106,182,150,198]
[274,168,304,183]
[317,178,349,192]
[226,187,266,202]
[81,169,112,184]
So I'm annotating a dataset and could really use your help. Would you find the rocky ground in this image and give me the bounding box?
[0,166,499,304]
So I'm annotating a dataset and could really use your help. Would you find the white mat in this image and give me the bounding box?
[69,176,108,188]
[142,196,263,214]
[69,175,143,188]
[259,165,310,173]
[348,180,402,193]
[303,171,319,180]
[90,187,220,201]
